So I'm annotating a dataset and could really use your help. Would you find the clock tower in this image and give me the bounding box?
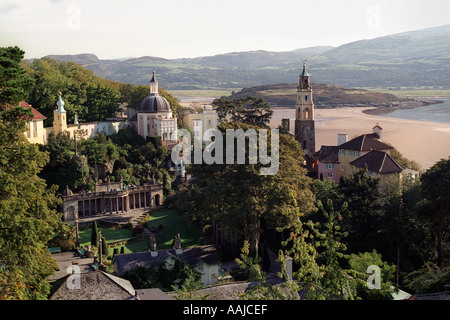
[295,61,316,160]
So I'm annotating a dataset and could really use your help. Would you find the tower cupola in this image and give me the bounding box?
[299,61,311,90]
[149,71,158,95]
[56,92,66,113]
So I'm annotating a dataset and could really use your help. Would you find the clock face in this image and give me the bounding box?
[305,127,310,132]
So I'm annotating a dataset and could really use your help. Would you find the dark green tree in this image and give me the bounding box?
[339,168,381,254]
[176,122,315,255]
[348,250,395,300]
[212,96,273,127]
[420,158,450,268]
[0,46,61,299]
[90,221,99,247]
[0,46,34,107]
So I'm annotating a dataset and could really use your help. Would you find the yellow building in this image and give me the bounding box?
[21,101,48,145]
[183,106,218,141]
[337,127,393,180]
[23,93,128,145]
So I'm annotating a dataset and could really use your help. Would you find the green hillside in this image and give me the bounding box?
[41,25,450,90]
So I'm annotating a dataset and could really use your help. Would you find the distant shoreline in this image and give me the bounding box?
[361,99,443,116]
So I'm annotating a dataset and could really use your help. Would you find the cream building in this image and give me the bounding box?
[23,93,128,144]
[132,72,178,143]
[183,106,218,141]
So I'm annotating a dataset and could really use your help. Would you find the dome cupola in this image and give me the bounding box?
[137,72,171,113]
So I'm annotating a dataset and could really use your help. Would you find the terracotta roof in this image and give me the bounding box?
[350,150,405,174]
[338,133,391,152]
[317,145,339,163]
[18,101,47,120]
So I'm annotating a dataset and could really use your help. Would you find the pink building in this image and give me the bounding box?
[317,145,340,183]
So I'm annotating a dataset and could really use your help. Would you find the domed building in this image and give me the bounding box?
[133,72,178,143]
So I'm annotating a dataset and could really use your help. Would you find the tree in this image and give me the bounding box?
[172,269,209,300]
[101,236,108,258]
[0,47,34,107]
[39,132,89,192]
[348,250,395,300]
[339,168,381,254]
[310,200,361,300]
[0,46,61,299]
[23,57,122,125]
[235,241,297,300]
[378,175,434,284]
[420,158,450,268]
[90,221,99,247]
[212,96,273,127]
[181,123,316,255]
[84,83,120,122]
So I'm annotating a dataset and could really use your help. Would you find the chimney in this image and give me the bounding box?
[338,134,348,146]
[281,118,290,132]
[285,256,293,280]
[174,233,182,255]
[149,234,158,257]
[372,123,382,141]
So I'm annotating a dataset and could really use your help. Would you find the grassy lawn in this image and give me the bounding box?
[146,209,206,250]
[79,227,133,247]
[77,209,206,255]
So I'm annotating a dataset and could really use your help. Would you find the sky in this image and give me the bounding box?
[1,0,450,60]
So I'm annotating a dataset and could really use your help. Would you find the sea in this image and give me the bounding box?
[380,99,450,124]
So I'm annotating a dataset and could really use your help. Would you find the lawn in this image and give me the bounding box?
[77,209,206,255]
[78,227,133,247]
[145,209,206,250]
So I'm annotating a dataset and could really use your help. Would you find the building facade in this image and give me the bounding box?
[133,72,178,143]
[23,93,128,145]
[183,106,218,141]
[61,180,163,222]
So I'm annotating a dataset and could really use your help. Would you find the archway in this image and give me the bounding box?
[155,194,161,206]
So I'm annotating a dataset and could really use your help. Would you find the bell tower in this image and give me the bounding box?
[295,60,316,158]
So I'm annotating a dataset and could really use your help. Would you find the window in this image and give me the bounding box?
[305,95,308,101]
[304,108,309,119]
[33,121,37,138]
[339,149,345,155]
[326,163,334,170]
[340,164,344,171]
[327,172,334,178]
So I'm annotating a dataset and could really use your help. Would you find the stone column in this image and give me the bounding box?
[138,193,141,208]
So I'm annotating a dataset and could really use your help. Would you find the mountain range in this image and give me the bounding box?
[43,25,450,90]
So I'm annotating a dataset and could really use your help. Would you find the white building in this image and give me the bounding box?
[135,72,178,142]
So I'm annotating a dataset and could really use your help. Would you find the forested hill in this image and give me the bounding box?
[226,83,431,109]
[20,57,181,127]
[39,25,450,89]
